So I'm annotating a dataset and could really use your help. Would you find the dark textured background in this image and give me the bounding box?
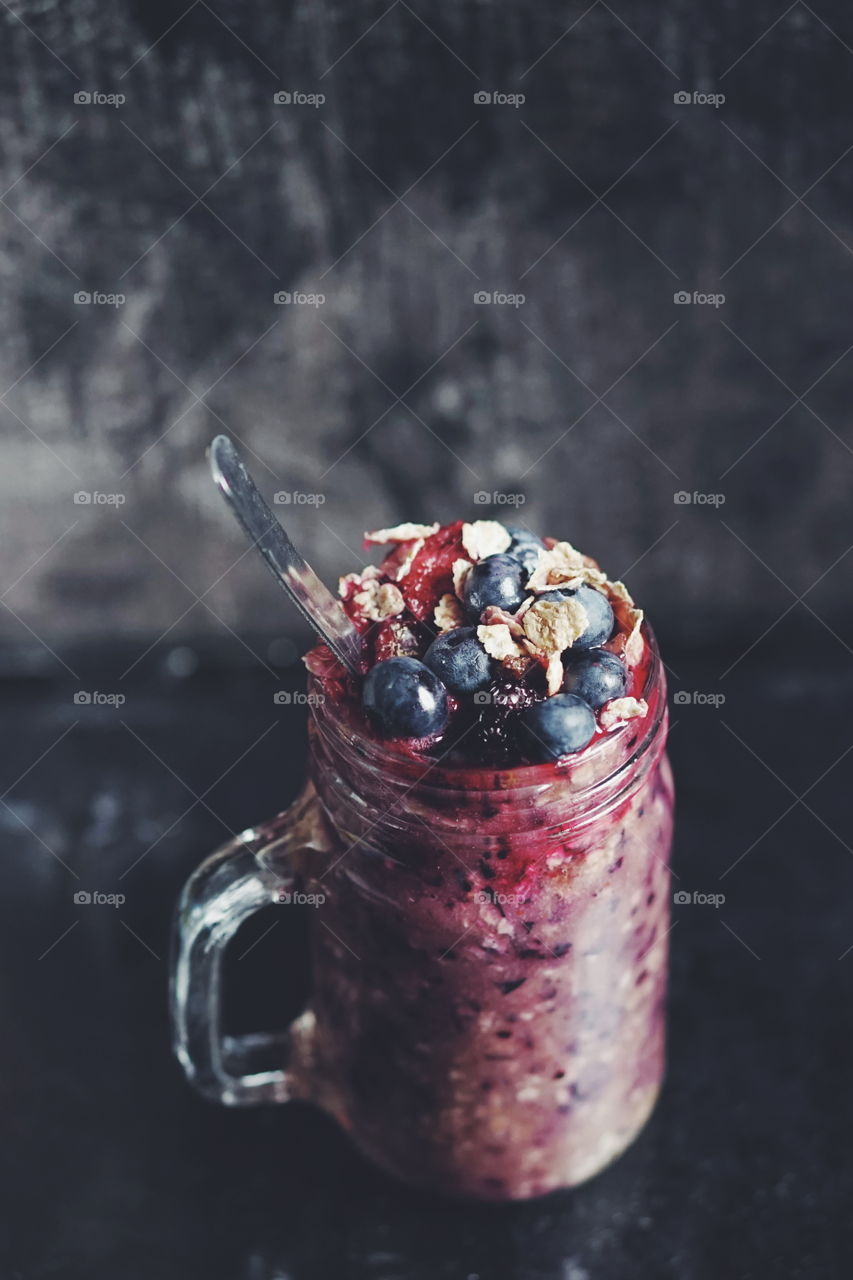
[2,3,853,1278]
[4,637,853,1279]
[0,0,851,657]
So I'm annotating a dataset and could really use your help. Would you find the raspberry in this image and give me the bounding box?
[372,618,423,664]
[394,521,466,622]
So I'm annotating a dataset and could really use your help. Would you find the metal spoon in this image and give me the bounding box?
[208,435,363,677]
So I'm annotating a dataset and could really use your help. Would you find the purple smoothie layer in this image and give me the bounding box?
[287,638,673,1200]
[301,772,672,1199]
[291,521,673,1199]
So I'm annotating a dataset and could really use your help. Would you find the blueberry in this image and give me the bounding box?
[463,554,528,619]
[539,584,614,648]
[362,657,450,739]
[562,648,627,709]
[505,526,545,578]
[520,694,597,761]
[424,627,492,695]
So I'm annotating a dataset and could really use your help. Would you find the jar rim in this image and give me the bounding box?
[308,622,667,800]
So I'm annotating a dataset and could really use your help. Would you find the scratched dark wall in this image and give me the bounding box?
[0,1,851,662]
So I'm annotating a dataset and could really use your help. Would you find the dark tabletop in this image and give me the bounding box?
[1,630,850,1280]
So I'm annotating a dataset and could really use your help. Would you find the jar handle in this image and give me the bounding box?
[170,787,323,1105]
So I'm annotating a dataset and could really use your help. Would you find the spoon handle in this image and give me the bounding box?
[208,435,363,677]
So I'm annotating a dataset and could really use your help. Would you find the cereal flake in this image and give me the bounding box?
[461,520,511,560]
[624,612,645,666]
[351,580,405,622]
[338,565,381,597]
[521,597,589,655]
[477,623,525,662]
[526,541,587,593]
[479,605,525,636]
[434,593,466,631]
[545,652,565,696]
[607,580,645,666]
[392,538,424,581]
[599,697,648,732]
[364,522,439,544]
[452,558,473,596]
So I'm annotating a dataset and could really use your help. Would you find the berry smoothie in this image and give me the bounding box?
[288,520,674,1199]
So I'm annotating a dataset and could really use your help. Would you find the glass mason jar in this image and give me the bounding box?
[171,630,674,1201]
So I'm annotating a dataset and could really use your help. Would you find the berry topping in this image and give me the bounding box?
[505,526,546,578]
[520,693,597,761]
[471,672,546,762]
[362,657,450,739]
[562,648,628,709]
[424,626,493,695]
[318,518,650,763]
[463,554,528,619]
[372,617,424,664]
[539,584,614,649]
[394,521,466,621]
